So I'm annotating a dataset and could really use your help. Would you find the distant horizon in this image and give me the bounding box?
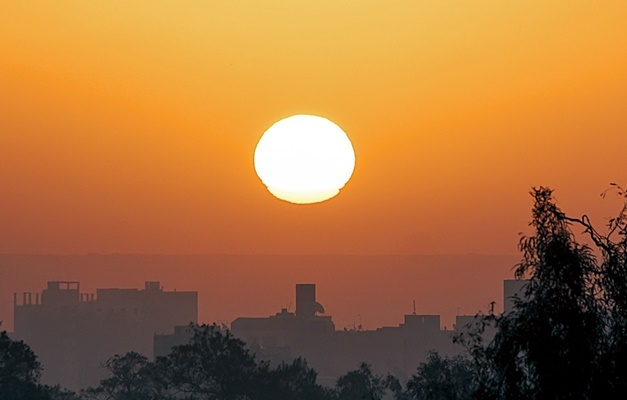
[0,252,521,257]
[1,253,520,333]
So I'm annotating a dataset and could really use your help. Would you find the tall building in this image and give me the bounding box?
[504,279,529,314]
[14,281,197,390]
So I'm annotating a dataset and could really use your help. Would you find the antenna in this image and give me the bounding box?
[413,300,416,315]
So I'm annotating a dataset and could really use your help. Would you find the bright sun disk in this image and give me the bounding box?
[254,115,356,204]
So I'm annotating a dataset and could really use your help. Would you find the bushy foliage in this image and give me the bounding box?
[82,352,154,400]
[458,186,627,400]
[84,324,333,400]
[164,324,261,399]
[335,363,388,400]
[406,352,475,400]
[260,357,334,400]
[0,329,41,388]
[0,326,79,400]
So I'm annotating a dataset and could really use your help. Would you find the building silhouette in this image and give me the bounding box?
[226,284,460,382]
[14,278,529,389]
[13,281,197,390]
[504,279,529,314]
[226,281,527,383]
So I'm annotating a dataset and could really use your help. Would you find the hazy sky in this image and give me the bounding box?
[1,1,626,255]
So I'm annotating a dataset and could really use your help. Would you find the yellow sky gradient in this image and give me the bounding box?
[1,1,626,255]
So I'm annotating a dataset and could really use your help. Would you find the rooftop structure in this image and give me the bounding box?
[227,284,459,382]
[14,281,197,391]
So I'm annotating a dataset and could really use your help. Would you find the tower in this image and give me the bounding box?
[295,284,325,318]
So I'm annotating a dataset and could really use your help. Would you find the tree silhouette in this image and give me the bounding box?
[406,352,475,400]
[384,374,409,400]
[458,186,627,400]
[163,324,262,400]
[1,326,79,400]
[82,352,155,400]
[565,184,627,395]
[257,357,333,400]
[44,385,82,400]
[86,324,334,400]
[0,327,44,400]
[335,363,387,400]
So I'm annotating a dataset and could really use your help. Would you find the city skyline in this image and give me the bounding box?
[0,253,518,334]
[9,278,525,390]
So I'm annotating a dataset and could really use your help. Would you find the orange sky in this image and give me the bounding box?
[1,1,627,255]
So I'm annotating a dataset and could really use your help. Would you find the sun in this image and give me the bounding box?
[254,115,356,204]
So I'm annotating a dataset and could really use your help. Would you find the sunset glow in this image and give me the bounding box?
[2,2,627,394]
[0,1,626,255]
